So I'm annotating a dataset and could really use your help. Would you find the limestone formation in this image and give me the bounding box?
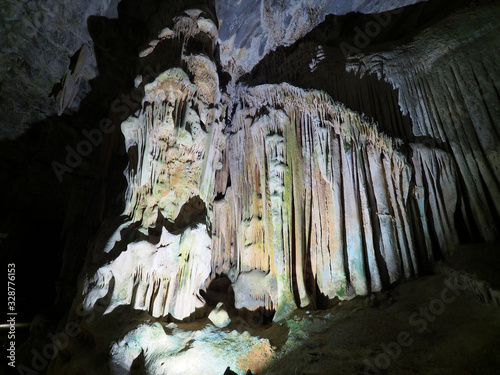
[216,0,426,83]
[211,83,455,320]
[208,302,231,328]
[346,2,500,242]
[79,59,463,326]
[0,0,431,140]
[73,1,496,328]
[80,9,225,322]
[83,225,211,320]
[33,1,499,374]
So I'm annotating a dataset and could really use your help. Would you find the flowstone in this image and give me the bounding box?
[47,3,497,375]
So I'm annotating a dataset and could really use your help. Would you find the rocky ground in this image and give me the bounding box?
[258,243,500,375]
[167,250,500,375]
[3,244,500,375]
[260,272,500,375]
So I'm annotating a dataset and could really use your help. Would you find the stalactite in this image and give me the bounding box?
[347,2,500,242]
[210,82,457,317]
[75,3,483,330]
[78,9,225,322]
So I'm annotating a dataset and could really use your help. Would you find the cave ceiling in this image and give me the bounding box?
[0,0,427,140]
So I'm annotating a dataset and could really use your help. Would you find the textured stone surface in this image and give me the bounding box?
[78,75,462,326]
[5,1,499,374]
[0,0,426,140]
[0,0,116,139]
[212,83,459,320]
[83,224,211,320]
[49,316,274,375]
[216,0,426,83]
[208,302,231,328]
[49,274,500,375]
[346,1,500,243]
[71,0,497,332]
[233,270,278,311]
[78,9,225,322]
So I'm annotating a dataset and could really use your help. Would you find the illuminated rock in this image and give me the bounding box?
[47,2,500,374]
[79,9,226,322]
[81,39,462,325]
[83,225,211,320]
[208,302,231,328]
[346,2,500,242]
[211,83,454,320]
[233,270,277,311]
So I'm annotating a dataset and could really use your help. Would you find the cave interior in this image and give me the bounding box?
[0,0,499,374]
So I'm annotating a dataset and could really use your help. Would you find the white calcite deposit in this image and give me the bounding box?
[48,2,500,375]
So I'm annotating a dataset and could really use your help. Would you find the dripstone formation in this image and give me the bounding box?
[5,1,496,374]
[78,6,455,328]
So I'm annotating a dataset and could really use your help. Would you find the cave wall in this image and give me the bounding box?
[3,1,499,374]
[73,1,495,328]
[215,0,426,83]
[347,1,500,242]
[211,83,458,320]
[0,0,115,139]
[0,0,427,140]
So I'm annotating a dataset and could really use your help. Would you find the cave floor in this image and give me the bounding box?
[445,242,500,290]
[161,269,500,375]
[10,246,500,375]
[237,242,500,375]
[244,272,500,375]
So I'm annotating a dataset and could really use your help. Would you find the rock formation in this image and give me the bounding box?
[346,1,500,243]
[0,0,427,140]
[3,0,498,374]
[80,7,225,322]
[49,1,497,368]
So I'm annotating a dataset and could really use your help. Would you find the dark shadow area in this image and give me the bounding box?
[200,274,282,345]
[312,280,331,310]
[144,196,208,239]
[201,274,234,307]
[444,241,500,290]
[169,196,208,232]
[224,367,254,375]
[129,349,146,374]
